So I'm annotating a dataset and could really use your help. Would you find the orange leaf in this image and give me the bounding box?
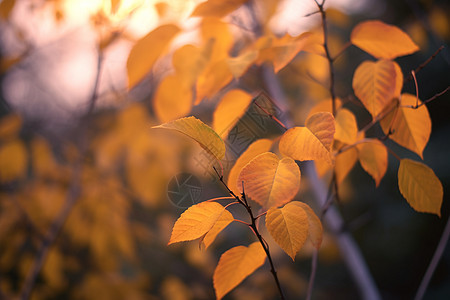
[127,24,180,89]
[291,202,323,249]
[172,44,209,86]
[195,59,233,104]
[307,98,342,118]
[380,93,431,158]
[334,108,358,144]
[351,20,419,59]
[237,152,300,209]
[227,139,273,195]
[200,209,234,250]
[153,116,225,160]
[168,202,228,244]
[335,147,358,185]
[393,61,403,98]
[213,89,252,138]
[201,17,232,62]
[279,112,335,165]
[357,139,388,187]
[191,0,248,18]
[266,202,309,260]
[213,242,266,300]
[352,59,397,118]
[227,50,258,78]
[153,74,192,123]
[0,139,27,182]
[398,159,443,216]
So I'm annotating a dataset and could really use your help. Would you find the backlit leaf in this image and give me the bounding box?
[279,112,335,165]
[195,59,233,104]
[213,242,266,300]
[334,108,358,144]
[153,116,225,160]
[201,17,232,62]
[351,20,419,59]
[168,202,228,244]
[352,59,397,118]
[290,201,323,249]
[127,24,180,89]
[0,139,27,182]
[398,159,443,216]
[357,139,388,186]
[266,202,309,260]
[307,98,342,118]
[393,61,403,97]
[153,74,192,123]
[200,209,234,250]
[191,0,248,18]
[237,152,300,209]
[172,44,209,86]
[335,147,358,185]
[227,139,273,194]
[227,50,258,78]
[380,93,431,158]
[213,89,252,138]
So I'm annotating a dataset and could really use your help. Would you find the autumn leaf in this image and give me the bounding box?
[307,98,342,118]
[0,139,27,182]
[380,93,431,158]
[279,112,335,165]
[168,202,229,244]
[357,139,388,187]
[172,44,209,86]
[351,20,419,59]
[393,61,403,97]
[266,202,309,260]
[191,0,248,18]
[213,89,252,138]
[237,152,300,209]
[352,59,397,118]
[398,159,443,216]
[200,209,234,250]
[227,139,273,194]
[213,242,266,300]
[335,147,358,185]
[293,202,323,249]
[226,50,258,78]
[153,116,225,160]
[334,108,358,144]
[127,24,180,89]
[153,74,193,123]
[195,59,233,104]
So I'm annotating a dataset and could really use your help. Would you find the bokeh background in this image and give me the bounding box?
[0,0,449,299]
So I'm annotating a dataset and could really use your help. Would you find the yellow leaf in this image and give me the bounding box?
[213,242,266,300]
[153,116,225,160]
[380,93,431,158]
[201,17,232,62]
[279,112,335,165]
[266,202,309,260]
[213,89,252,138]
[153,74,193,123]
[256,32,312,73]
[307,98,342,118]
[227,50,258,78]
[335,147,358,185]
[357,139,388,187]
[289,201,323,249]
[351,20,419,59]
[227,139,273,194]
[127,24,180,89]
[352,59,397,118]
[195,59,233,104]
[168,202,228,244]
[200,209,234,250]
[334,108,358,144]
[398,159,443,216]
[237,152,300,209]
[172,44,209,86]
[393,61,403,97]
[191,0,248,18]
[0,139,27,182]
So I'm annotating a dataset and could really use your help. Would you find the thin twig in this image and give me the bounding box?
[414,214,450,300]
[405,46,445,82]
[402,86,450,109]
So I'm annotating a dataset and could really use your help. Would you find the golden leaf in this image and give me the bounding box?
[227,50,258,78]
[153,116,225,160]
[279,112,335,165]
[195,59,233,104]
[213,242,266,300]
[200,209,234,250]
[380,93,431,158]
[266,202,309,260]
[153,74,193,123]
[357,139,388,187]
[191,0,248,18]
[292,202,323,249]
[127,24,180,89]
[335,147,358,185]
[351,20,419,59]
[227,139,273,195]
[393,61,403,98]
[237,152,301,209]
[398,159,443,216]
[0,139,27,182]
[307,98,342,118]
[168,202,228,244]
[334,108,358,144]
[172,44,209,86]
[352,59,397,118]
[213,89,252,138]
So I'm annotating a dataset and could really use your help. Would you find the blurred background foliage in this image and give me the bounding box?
[0,0,449,299]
